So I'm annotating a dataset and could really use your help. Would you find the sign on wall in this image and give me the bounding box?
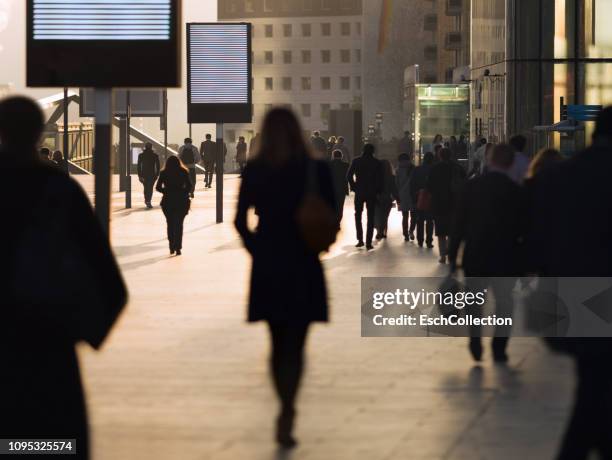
[187,22,252,123]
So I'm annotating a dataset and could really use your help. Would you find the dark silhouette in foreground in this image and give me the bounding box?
[137,142,161,208]
[156,155,191,256]
[529,107,612,460]
[235,108,335,449]
[0,96,127,460]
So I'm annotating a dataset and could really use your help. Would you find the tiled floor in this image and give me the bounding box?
[76,175,574,460]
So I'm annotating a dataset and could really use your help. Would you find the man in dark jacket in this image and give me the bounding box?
[329,149,350,224]
[200,134,216,188]
[347,143,382,250]
[311,131,327,158]
[137,142,161,208]
[529,107,612,460]
[448,143,524,363]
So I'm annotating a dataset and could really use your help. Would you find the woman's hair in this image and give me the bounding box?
[422,152,435,165]
[328,136,337,144]
[255,108,312,165]
[433,134,443,144]
[164,155,188,174]
[527,148,563,178]
[52,150,63,162]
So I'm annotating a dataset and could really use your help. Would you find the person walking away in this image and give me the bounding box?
[137,142,160,208]
[236,136,248,175]
[333,136,351,163]
[398,131,413,156]
[448,143,524,363]
[200,134,216,189]
[395,153,416,241]
[410,152,435,248]
[457,134,469,161]
[508,134,530,184]
[39,147,54,166]
[528,107,612,460]
[375,159,400,240]
[310,130,327,158]
[178,138,200,198]
[526,148,564,180]
[427,147,466,263]
[327,136,337,159]
[156,155,191,255]
[249,132,261,158]
[329,149,349,225]
[347,143,382,250]
[470,138,488,176]
[0,96,127,460]
[52,150,67,172]
[234,108,335,449]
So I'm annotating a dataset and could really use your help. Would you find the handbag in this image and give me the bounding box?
[296,160,339,254]
[416,188,432,211]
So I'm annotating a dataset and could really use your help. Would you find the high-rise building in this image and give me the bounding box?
[217,0,363,143]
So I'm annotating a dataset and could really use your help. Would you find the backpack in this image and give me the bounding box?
[181,145,195,164]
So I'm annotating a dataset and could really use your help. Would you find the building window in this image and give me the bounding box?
[321,23,331,36]
[424,45,437,61]
[355,76,361,90]
[340,76,350,90]
[301,104,312,117]
[283,24,292,37]
[265,78,274,90]
[301,77,312,90]
[283,50,292,64]
[282,77,292,90]
[321,77,331,90]
[302,50,311,63]
[340,103,350,110]
[265,24,273,38]
[341,23,351,36]
[321,50,331,63]
[340,49,351,63]
[302,23,311,37]
[355,49,362,63]
[356,22,362,36]
[424,14,437,32]
[264,51,274,64]
[321,103,331,120]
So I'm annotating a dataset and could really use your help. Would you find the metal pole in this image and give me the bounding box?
[189,123,192,140]
[163,89,168,162]
[63,87,69,174]
[216,123,224,224]
[93,88,113,236]
[118,117,127,192]
[125,90,132,209]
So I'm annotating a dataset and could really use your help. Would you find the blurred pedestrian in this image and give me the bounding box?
[329,149,349,224]
[52,150,67,173]
[236,136,248,175]
[235,108,335,449]
[395,153,416,242]
[137,142,160,209]
[310,130,327,158]
[333,136,351,163]
[398,131,413,156]
[509,134,530,184]
[411,152,435,248]
[178,138,200,198]
[327,136,337,159]
[375,159,400,240]
[200,134,216,189]
[526,147,563,179]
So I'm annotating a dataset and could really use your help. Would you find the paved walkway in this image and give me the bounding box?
[75,175,575,460]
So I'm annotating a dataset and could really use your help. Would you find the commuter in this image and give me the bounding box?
[236,136,248,174]
[156,155,191,256]
[137,142,161,209]
[200,134,216,189]
[395,153,416,242]
[529,107,612,460]
[0,96,127,460]
[456,134,469,160]
[333,136,351,163]
[470,138,488,176]
[234,108,335,449]
[427,147,466,263]
[178,138,200,198]
[51,150,68,173]
[449,143,524,363]
[347,143,382,250]
[526,147,563,179]
[410,152,435,248]
[449,135,459,159]
[398,130,413,155]
[508,134,530,184]
[375,159,400,240]
[327,136,337,159]
[310,130,327,157]
[39,147,53,165]
[329,149,350,224]
[249,132,261,158]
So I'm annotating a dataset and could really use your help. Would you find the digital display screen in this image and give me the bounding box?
[187,23,252,123]
[32,0,172,40]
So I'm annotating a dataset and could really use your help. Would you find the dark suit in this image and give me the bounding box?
[156,169,191,252]
[329,158,349,223]
[137,148,160,204]
[200,140,216,187]
[347,153,382,245]
[529,142,612,460]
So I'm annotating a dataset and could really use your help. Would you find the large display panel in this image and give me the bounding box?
[79,89,165,117]
[27,0,181,87]
[187,22,252,123]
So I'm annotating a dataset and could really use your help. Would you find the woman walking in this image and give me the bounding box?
[235,108,335,449]
[156,155,191,255]
[375,159,400,240]
[395,153,415,241]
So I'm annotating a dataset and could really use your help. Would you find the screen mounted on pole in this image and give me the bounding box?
[187,23,252,124]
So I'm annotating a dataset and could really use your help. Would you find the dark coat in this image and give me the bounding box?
[448,171,525,276]
[329,158,349,200]
[395,160,415,212]
[347,153,382,200]
[426,160,466,217]
[234,157,335,323]
[137,148,160,179]
[1,157,127,459]
[409,163,431,203]
[236,141,247,164]
[200,139,217,165]
[156,168,191,215]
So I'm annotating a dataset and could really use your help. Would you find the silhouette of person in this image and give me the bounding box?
[39,147,54,166]
[249,132,261,158]
[396,153,416,241]
[329,149,349,224]
[529,106,612,460]
[178,138,200,198]
[234,108,335,449]
[200,134,216,188]
[52,149,67,172]
[410,152,435,248]
[397,131,413,155]
[449,144,525,363]
[310,130,327,158]
[0,96,127,460]
[137,142,160,209]
[156,155,191,256]
[333,136,351,162]
[375,159,399,240]
[236,136,248,174]
[347,143,382,250]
